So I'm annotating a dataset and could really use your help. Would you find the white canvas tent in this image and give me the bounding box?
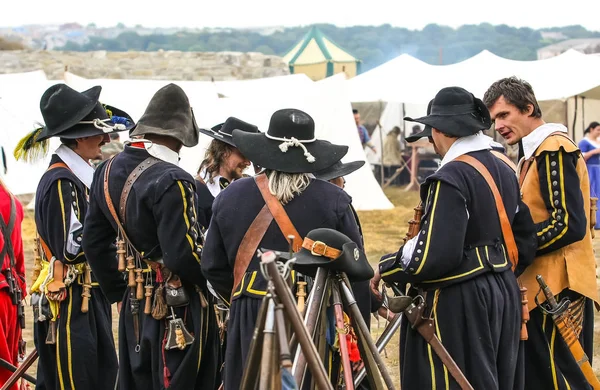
[61,72,392,210]
[347,49,600,104]
[0,71,58,196]
[179,74,393,210]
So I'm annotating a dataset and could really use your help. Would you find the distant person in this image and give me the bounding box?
[382,126,403,166]
[579,121,600,229]
[353,109,376,152]
[411,124,421,136]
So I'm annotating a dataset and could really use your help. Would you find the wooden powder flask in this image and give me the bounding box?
[404,201,424,243]
[32,237,43,287]
[117,239,127,272]
[519,282,529,340]
[135,269,144,300]
[81,263,93,313]
[127,256,136,287]
[144,285,154,315]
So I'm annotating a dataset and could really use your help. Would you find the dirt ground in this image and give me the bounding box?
[15,186,600,386]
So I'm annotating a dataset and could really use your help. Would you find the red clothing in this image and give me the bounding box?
[0,185,25,390]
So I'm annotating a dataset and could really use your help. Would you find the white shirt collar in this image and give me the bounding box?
[127,140,180,166]
[200,169,223,198]
[440,131,492,167]
[55,144,94,189]
[522,123,567,160]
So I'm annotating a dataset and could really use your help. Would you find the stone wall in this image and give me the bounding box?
[0,50,290,80]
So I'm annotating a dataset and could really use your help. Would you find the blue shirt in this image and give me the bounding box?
[357,125,370,146]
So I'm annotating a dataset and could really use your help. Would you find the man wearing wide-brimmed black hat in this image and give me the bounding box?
[202,108,375,390]
[83,84,219,390]
[195,117,259,229]
[14,83,133,390]
[372,86,537,390]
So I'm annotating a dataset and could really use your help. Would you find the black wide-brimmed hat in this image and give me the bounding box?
[405,87,491,142]
[232,109,348,173]
[314,160,365,182]
[130,83,199,147]
[292,228,374,282]
[198,117,259,147]
[36,84,131,142]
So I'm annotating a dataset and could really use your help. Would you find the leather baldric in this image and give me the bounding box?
[103,156,159,251]
[455,155,519,271]
[254,174,302,251]
[231,173,302,299]
[119,157,161,224]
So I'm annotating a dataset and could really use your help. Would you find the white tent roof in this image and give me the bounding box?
[63,72,219,121]
[348,49,600,103]
[60,72,392,210]
[179,73,393,210]
[0,71,58,195]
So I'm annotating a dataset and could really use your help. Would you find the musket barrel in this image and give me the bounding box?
[264,254,333,390]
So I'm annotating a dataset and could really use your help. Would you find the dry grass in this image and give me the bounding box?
[16,187,600,386]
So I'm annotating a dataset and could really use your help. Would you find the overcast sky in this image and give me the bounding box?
[2,0,598,31]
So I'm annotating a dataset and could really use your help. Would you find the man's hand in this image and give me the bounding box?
[370,268,383,302]
[117,301,123,314]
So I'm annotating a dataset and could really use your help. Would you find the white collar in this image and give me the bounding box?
[440,131,492,167]
[522,123,567,160]
[200,169,223,198]
[55,144,94,189]
[127,140,180,166]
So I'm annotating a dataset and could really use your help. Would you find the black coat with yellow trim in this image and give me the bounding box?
[380,149,536,289]
[35,154,90,264]
[83,145,219,390]
[33,154,118,390]
[84,145,205,303]
[202,177,367,306]
[379,149,534,390]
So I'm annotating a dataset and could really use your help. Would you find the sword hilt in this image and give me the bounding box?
[535,275,570,316]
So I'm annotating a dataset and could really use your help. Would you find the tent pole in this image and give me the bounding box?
[581,96,586,139]
[378,100,385,188]
[571,96,578,139]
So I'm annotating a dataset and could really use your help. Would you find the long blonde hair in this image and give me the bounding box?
[266,169,311,205]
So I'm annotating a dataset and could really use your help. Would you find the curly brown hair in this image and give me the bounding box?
[197,139,236,184]
[483,76,542,118]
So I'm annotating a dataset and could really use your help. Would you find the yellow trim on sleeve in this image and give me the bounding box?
[177,181,201,263]
[415,182,441,275]
[539,152,569,249]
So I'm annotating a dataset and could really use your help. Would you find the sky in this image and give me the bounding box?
[1,0,598,31]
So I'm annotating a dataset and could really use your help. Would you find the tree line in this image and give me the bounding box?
[58,24,600,72]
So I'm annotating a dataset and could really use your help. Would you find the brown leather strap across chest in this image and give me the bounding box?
[455,154,519,271]
[231,173,303,300]
[119,157,161,224]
